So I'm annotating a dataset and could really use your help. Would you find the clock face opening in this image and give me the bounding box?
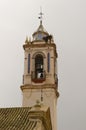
[33,32,47,41]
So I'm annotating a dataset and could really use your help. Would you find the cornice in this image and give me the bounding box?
[20,84,59,98]
[23,43,56,49]
[23,43,58,57]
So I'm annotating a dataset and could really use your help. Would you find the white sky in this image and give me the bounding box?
[0,0,86,130]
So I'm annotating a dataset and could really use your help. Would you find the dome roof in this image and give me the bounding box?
[32,21,49,41]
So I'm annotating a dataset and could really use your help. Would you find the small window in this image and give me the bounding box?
[37,33,43,40]
[28,54,30,73]
[47,53,50,72]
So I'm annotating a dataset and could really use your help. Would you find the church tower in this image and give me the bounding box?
[21,12,59,130]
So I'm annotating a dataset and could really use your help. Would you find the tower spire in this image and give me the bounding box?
[38,7,43,25]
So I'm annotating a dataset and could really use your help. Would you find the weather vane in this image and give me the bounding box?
[38,7,43,25]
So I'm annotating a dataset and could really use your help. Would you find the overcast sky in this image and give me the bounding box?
[0,0,86,130]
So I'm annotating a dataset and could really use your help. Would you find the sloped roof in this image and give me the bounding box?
[0,104,52,130]
[0,107,36,130]
[32,22,49,42]
[33,23,49,36]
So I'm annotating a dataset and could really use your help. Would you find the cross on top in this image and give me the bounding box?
[38,7,43,24]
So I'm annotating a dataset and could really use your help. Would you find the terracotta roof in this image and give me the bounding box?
[0,105,52,130]
[0,107,36,130]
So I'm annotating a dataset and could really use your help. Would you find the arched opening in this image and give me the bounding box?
[35,54,43,78]
[31,54,46,83]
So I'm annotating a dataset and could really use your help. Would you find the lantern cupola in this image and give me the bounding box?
[32,21,49,41]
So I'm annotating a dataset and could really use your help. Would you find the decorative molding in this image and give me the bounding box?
[23,43,57,58]
[20,84,59,97]
[23,43,56,49]
[32,51,46,59]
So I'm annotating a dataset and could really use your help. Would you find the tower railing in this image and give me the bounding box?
[31,70,46,83]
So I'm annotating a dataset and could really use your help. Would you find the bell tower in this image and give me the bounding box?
[21,12,59,130]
